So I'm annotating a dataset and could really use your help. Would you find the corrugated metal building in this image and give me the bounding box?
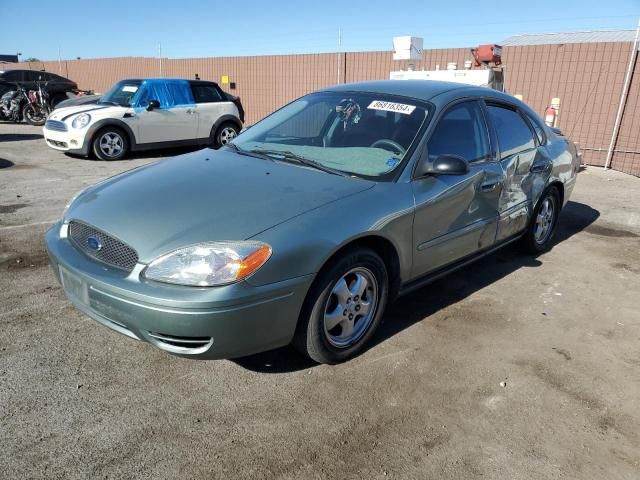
[2,30,639,175]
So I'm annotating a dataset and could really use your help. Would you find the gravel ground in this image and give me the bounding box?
[1,122,639,479]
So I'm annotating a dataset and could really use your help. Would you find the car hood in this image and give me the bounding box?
[48,103,121,121]
[65,148,374,263]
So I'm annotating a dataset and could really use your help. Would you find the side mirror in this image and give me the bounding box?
[432,154,469,175]
[147,99,160,111]
[416,153,469,177]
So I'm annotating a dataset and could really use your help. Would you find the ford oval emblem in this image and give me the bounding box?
[86,236,102,251]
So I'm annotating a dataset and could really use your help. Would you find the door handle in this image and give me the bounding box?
[530,162,550,173]
[480,181,500,192]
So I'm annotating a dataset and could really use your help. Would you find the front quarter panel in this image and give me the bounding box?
[245,182,415,287]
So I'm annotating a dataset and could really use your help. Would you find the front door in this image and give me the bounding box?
[132,80,199,144]
[136,105,198,144]
[411,100,504,278]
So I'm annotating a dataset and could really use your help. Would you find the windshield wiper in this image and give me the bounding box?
[224,143,275,162]
[250,149,349,177]
[98,100,120,106]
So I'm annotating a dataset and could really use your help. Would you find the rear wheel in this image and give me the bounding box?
[92,127,128,161]
[520,186,560,253]
[293,248,389,364]
[211,122,239,148]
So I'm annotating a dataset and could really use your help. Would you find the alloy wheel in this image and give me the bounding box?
[323,267,378,348]
[99,132,124,158]
[534,197,555,244]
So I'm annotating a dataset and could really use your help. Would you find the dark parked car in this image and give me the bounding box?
[0,69,78,107]
[47,80,579,364]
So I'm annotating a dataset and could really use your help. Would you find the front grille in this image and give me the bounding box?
[68,221,139,272]
[45,119,68,132]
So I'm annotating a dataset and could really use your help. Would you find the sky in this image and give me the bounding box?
[1,0,638,61]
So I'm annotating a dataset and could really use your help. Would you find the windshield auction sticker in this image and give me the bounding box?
[367,100,416,115]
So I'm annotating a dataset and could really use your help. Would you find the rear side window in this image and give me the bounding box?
[487,105,536,159]
[191,85,223,103]
[526,113,546,145]
[428,101,490,163]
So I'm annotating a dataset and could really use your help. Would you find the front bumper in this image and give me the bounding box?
[46,223,313,359]
[43,126,90,156]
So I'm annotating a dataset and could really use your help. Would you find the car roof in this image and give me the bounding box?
[120,78,218,85]
[324,80,515,103]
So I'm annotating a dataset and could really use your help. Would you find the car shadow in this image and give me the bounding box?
[232,200,600,373]
[0,133,43,142]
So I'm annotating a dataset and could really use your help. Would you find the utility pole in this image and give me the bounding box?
[337,28,342,84]
[605,16,639,169]
[58,46,62,74]
[159,42,163,77]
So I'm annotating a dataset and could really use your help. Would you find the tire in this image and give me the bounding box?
[211,122,239,148]
[22,104,47,126]
[520,186,560,254]
[92,127,129,161]
[293,248,389,364]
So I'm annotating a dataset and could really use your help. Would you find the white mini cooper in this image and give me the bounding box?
[43,78,244,160]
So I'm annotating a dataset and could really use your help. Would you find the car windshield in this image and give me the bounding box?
[232,92,429,178]
[99,80,142,107]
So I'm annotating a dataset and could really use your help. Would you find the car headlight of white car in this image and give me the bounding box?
[143,241,272,286]
[71,113,91,129]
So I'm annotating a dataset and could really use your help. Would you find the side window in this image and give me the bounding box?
[525,113,546,145]
[2,71,22,81]
[191,85,222,103]
[486,105,536,159]
[427,101,490,163]
[24,71,42,81]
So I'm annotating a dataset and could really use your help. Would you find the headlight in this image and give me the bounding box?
[71,113,91,129]
[143,241,272,286]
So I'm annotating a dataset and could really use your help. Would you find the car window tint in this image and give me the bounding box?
[191,85,222,103]
[2,70,21,81]
[526,113,546,145]
[487,105,536,159]
[428,101,490,163]
[24,71,42,81]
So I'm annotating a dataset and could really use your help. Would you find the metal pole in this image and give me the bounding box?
[604,17,639,169]
[159,42,163,77]
[58,46,62,74]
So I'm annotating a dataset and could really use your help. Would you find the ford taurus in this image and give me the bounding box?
[46,80,579,364]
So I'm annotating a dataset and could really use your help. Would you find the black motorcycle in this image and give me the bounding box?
[0,83,29,123]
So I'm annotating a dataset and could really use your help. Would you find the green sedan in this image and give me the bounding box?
[46,80,579,364]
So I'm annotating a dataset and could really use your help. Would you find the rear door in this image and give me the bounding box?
[485,103,548,241]
[411,100,505,276]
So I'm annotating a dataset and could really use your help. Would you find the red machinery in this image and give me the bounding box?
[471,44,503,67]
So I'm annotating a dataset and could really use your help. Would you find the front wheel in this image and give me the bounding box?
[22,104,47,126]
[92,127,129,161]
[293,248,389,364]
[520,186,560,253]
